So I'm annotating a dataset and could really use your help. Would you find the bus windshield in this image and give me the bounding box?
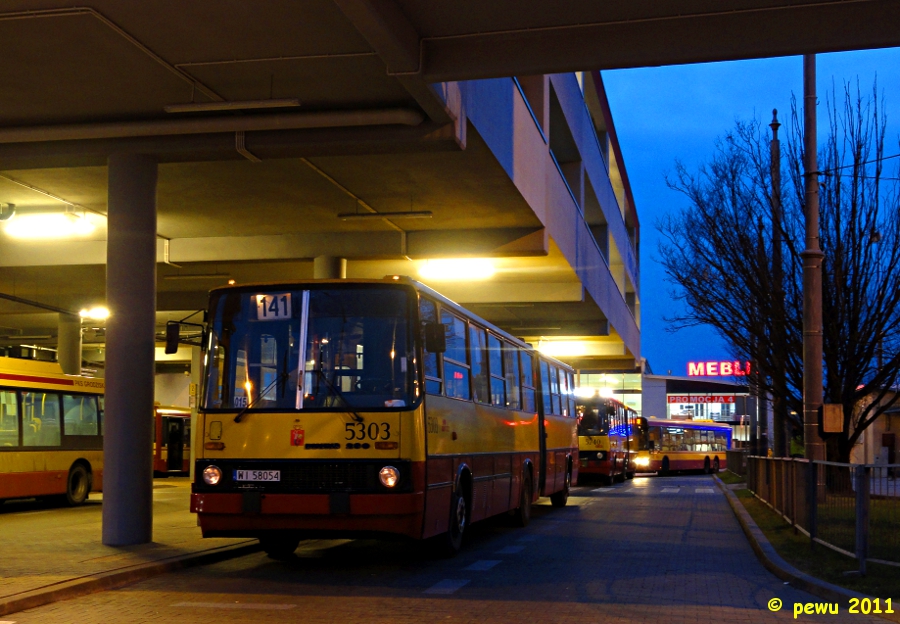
[577,403,610,436]
[204,287,414,411]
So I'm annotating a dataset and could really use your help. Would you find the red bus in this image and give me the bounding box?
[153,405,191,475]
[576,395,640,483]
[644,418,732,474]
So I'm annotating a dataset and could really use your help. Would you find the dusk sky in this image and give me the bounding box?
[602,47,900,377]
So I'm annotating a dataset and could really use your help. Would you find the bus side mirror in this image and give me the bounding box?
[165,322,180,354]
[424,322,446,353]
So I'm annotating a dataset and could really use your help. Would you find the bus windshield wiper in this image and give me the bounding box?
[234,370,288,423]
[311,367,365,423]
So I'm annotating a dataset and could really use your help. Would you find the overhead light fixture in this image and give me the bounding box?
[419,258,495,281]
[79,306,110,320]
[163,274,231,281]
[4,211,95,239]
[164,99,301,113]
[337,211,433,221]
[537,341,588,357]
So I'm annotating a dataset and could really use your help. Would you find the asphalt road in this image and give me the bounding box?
[5,474,886,624]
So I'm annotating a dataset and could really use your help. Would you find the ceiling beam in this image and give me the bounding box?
[332,0,452,123]
[419,0,900,82]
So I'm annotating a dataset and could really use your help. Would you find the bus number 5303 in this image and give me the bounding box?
[345,422,391,441]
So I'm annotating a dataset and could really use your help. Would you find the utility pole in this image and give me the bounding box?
[770,110,788,457]
[802,54,826,462]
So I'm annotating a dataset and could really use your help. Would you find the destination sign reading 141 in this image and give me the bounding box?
[256,293,292,321]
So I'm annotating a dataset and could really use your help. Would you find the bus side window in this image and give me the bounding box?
[441,311,470,400]
[63,395,99,436]
[419,297,442,395]
[22,392,61,447]
[502,341,520,410]
[539,360,552,415]
[469,325,489,404]
[557,367,569,416]
[567,371,575,417]
[549,365,561,415]
[487,334,505,407]
[0,390,18,447]
[520,352,536,412]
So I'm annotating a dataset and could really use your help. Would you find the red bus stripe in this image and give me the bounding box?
[0,372,76,386]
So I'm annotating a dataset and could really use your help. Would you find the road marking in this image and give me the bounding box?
[661,487,680,493]
[495,545,525,554]
[170,602,296,610]
[592,488,620,493]
[424,579,470,594]
[464,559,502,571]
[695,487,715,493]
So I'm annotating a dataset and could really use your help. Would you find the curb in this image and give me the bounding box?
[0,540,261,617]
[714,475,900,623]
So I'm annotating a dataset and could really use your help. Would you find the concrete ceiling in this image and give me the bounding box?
[0,1,892,370]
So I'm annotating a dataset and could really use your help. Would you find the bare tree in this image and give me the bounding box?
[658,81,900,461]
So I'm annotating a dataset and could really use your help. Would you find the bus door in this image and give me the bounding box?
[166,418,185,471]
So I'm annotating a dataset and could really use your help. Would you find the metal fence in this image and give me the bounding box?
[726,449,748,475]
[747,456,900,573]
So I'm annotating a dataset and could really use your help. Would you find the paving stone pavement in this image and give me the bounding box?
[3,474,892,623]
[0,478,254,606]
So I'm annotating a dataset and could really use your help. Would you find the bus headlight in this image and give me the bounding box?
[202,465,223,485]
[379,466,400,488]
[596,451,607,461]
[634,456,650,467]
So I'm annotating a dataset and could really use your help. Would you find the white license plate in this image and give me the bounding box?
[233,469,280,482]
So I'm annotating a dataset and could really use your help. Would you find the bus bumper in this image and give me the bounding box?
[191,492,425,539]
[578,458,613,477]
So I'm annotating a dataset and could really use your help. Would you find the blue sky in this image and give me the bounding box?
[602,48,900,376]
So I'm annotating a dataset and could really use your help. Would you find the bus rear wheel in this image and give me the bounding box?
[550,468,570,508]
[659,457,670,476]
[713,457,720,472]
[259,534,300,560]
[704,457,712,474]
[65,464,91,506]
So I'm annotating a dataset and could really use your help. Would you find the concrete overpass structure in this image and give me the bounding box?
[0,1,894,544]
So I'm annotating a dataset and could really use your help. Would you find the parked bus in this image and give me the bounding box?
[643,418,732,475]
[181,277,578,557]
[0,356,105,505]
[153,405,191,475]
[575,395,640,483]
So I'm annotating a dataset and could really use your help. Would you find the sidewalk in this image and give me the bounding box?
[0,478,258,617]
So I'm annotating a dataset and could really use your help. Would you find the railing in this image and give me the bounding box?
[726,449,748,475]
[747,456,900,573]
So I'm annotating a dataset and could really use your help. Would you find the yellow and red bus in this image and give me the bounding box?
[643,418,732,475]
[153,405,191,475]
[575,395,640,483]
[184,277,578,557]
[0,356,105,505]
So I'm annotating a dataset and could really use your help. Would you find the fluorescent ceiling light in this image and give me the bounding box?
[80,307,109,320]
[163,274,231,281]
[419,258,495,281]
[4,213,95,239]
[537,341,588,357]
[337,211,433,220]
[164,98,301,113]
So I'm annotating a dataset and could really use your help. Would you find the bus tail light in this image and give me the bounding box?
[379,466,400,488]
[202,465,223,485]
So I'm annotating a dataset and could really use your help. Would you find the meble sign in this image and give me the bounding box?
[687,361,752,376]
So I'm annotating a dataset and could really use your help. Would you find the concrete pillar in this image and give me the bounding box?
[313,255,347,279]
[102,154,157,546]
[57,313,82,375]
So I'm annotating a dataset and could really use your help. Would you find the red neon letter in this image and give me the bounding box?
[688,362,705,376]
[706,361,719,376]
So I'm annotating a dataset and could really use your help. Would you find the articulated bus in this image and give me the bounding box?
[153,405,191,475]
[184,277,578,557]
[0,356,105,505]
[643,418,732,475]
[575,396,641,483]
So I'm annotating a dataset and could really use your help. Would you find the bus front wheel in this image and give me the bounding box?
[659,457,670,476]
[260,534,300,560]
[441,491,467,555]
[65,464,91,506]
